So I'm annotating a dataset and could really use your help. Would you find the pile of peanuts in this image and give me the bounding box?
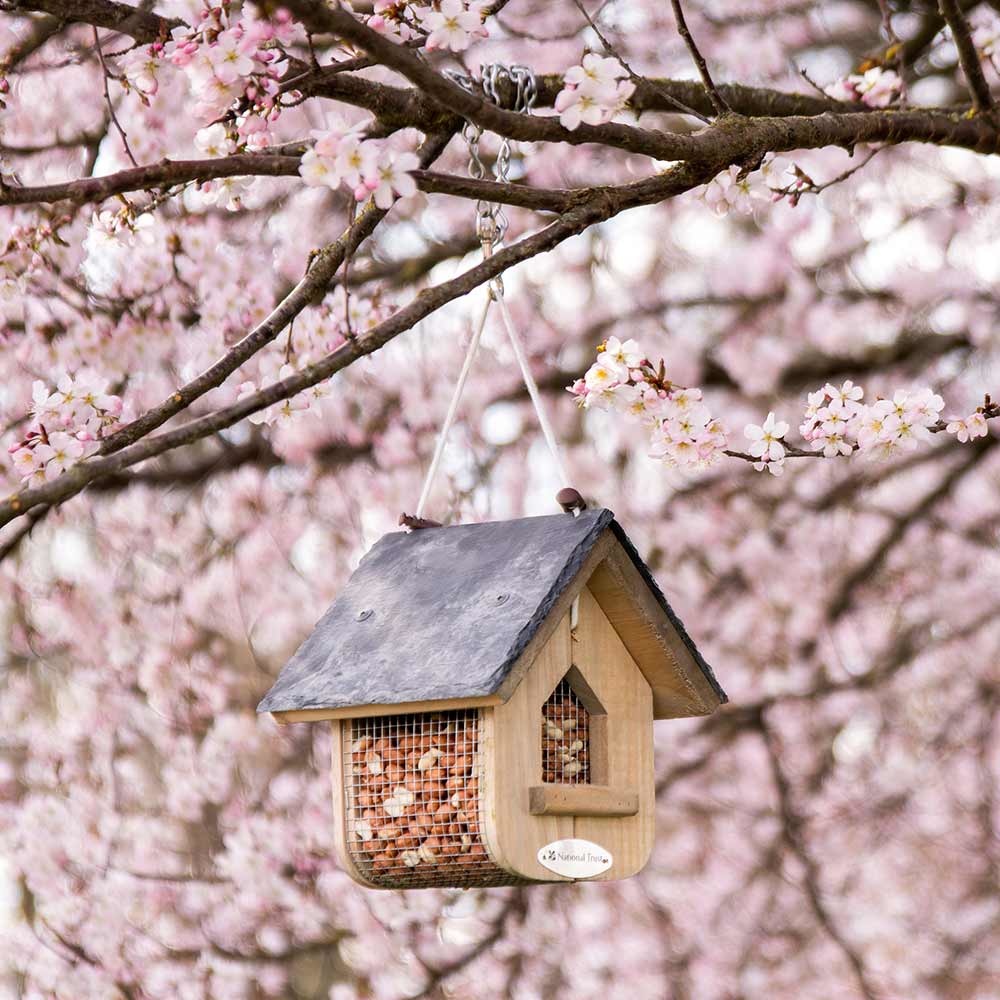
[346,713,493,879]
[541,684,590,784]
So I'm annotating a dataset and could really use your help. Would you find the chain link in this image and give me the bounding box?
[445,64,536,257]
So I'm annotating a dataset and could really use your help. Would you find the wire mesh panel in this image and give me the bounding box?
[541,677,591,784]
[342,709,517,888]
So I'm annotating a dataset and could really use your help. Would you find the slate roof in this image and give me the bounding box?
[257,508,724,714]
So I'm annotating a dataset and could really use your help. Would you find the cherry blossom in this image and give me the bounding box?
[946,412,990,442]
[825,66,902,108]
[973,21,1000,63]
[418,0,488,52]
[745,411,788,474]
[195,122,236,158]
[298,129,419,208]
[555,54,634,130]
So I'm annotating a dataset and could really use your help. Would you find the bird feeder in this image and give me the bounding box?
[258,509,726,889]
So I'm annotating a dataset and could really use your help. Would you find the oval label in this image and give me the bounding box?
[537,838,612,880]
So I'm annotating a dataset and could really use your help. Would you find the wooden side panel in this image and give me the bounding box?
[588,547,722,718]
[329,720,378,889]
[483,614,575,881]
[570,585,655,880]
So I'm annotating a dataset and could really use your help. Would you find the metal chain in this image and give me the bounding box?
[446,64,536,252]
[412,62,572,519]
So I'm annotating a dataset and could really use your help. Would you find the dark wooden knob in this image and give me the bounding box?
[556,488,587,513]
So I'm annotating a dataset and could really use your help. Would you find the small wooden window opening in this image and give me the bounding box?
[531,667,638,818]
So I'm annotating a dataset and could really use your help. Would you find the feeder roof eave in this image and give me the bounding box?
[257,508,726,722]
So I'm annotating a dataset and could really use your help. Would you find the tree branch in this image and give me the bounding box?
[669,0,731,116]
[826,436,996,619]
[0,13,63,71]
[0,161,717,530]
[760,717,879,1000]
[939,0,994,112]
[99,131,453,456]
[3,0,182,42]
[0,152,305,205]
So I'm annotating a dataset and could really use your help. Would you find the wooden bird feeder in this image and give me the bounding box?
[258,509,726,889]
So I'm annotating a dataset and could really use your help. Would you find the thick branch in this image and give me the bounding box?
[0,13,63,70]
[302,29,1000,160]
[306,65,855,125]
[4,0,181,42]
[0,153,585,213]
[0,153,304,205]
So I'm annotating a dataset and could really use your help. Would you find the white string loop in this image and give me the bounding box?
[415,292,493,519]
[411,63,572,522]
[494,291,571,489]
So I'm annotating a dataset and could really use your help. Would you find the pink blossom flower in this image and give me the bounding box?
[824,67,901,108]
[745,412,789,462]
[419,0,487,52]
[564,54,628,96]
[195,123,235,158]
[946,411,989,442]
[366,150,420,209]
[34,431,85,479]
[209,35,256,86]
[602,336,643,368]
[555,56,634,130]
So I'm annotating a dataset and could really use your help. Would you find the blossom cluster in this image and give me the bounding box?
[298,128,420,209]
[193,123,256,208]
[555,54,634,130]
[699,157,800,216]
[0,222,51,300]
[81,207,161,295]
[368,0,489,50]
[8,374,123,486]
[799,382,945,461]
[571,341,993,477]
[568,338,729,469]
[824,66,902,108]
[118,7,295,127]
[234,291,393,430]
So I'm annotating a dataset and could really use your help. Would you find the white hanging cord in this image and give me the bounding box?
[494,290,571,489]
[407,64,576,524]
[415,291,493,519]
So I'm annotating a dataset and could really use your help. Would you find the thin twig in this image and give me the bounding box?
[0,505,50,562]
[92,26,138,167]
[668,0,731,116]
[570,0,711,124]
[938,0,994,113]
[342,196,357,340]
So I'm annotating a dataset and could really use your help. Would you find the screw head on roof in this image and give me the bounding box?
[494,593,510,606]
[356,608,374,621]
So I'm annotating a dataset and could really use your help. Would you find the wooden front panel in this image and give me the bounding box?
[570,586,654,879]
[483,587,655,883]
